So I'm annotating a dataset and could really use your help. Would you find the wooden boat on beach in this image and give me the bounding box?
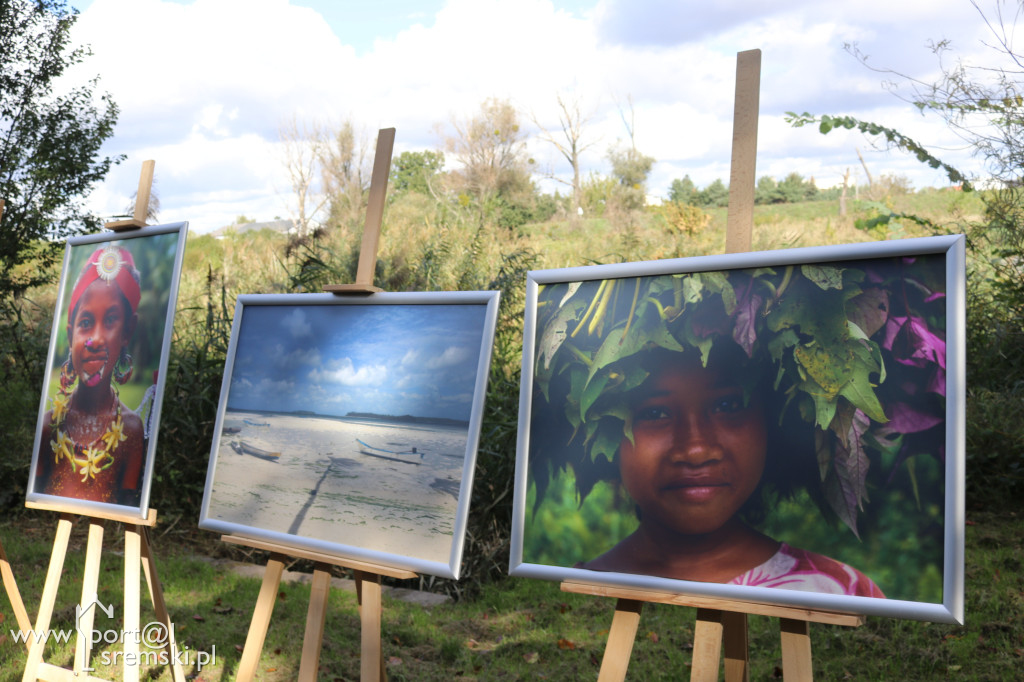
[231,440,280,461]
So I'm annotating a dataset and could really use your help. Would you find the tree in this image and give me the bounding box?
[669,175,697,205]
[0,0,121,299]
[785,1,1024,503]
[441,97,535,227]
[698,178,729,208]
[606,94,655,213]
[278,116,327,236]
[278,118,373,236]
[531,91,600,219]
[319,120,372,233]
[389,149,444,197]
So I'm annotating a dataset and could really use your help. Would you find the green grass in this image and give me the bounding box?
[2,507,1022,680]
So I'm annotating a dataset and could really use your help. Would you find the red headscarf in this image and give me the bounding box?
[67,245,141,321]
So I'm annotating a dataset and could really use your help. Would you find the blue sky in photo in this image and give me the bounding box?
[225,303,487,421]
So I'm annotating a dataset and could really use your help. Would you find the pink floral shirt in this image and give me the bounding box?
[730,543,884,598]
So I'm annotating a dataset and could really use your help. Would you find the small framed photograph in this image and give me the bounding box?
[510,235,965,624]
[199,291,500,579]
[27,223,189,519]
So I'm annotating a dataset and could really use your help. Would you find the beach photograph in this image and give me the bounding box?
[200,294,498,576]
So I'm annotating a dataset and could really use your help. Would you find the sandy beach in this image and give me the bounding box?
[205,410,468,565]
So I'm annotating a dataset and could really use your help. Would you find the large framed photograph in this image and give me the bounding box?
[27,223,189,519]
[199,291,500,579]
[510,235,965,624]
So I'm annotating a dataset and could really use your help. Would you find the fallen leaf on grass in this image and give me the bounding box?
[557,638,577,650]
[647,631,659,643]
[524,652,539,664]
[192,614,205,622]
[387,657,403,666]
[212,605,233,614]
[234,645,244,653]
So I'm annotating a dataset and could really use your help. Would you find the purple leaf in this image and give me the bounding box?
[882,401,943,435]
[881,316,946,370]
[732,286,762,357]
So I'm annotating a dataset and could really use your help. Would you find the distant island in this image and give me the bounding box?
[226,407,469,428]
[345,412,469,428]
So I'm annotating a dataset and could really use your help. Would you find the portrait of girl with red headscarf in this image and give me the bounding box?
[34,243,149,507]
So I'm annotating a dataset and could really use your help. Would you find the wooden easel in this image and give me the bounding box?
[0,196,36,649]
[21,503,184,682]
[230,127,412,682]
[563,50,864,681]
[21,161,184,682]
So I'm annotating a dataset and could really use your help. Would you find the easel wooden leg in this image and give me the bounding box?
[21,514,73,682]
[298,564,333,682]
[124,525,142,682]
[236,553,287,682]
[597,598,643,682]
[0,536,33,649]
[779,618,813,681]
[139,527,185,682]
[74,520,105,675]
[691,608,751,682]
[722,611,750,682]
[691,608,725,682]
[355,570,386,682]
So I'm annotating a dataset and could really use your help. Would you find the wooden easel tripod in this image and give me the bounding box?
[19,161,185,682]
[561,50,865,681]
[230,127,411,682]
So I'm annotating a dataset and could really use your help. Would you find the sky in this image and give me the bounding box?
[59,0,1009,234]
[225,302,487,420]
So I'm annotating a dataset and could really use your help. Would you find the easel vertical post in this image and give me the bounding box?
[726,48,761,254]
[354,128,396,287]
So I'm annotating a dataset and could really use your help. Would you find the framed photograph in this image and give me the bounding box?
[27,222,189,519]
[199,291,500,579]
[510,235,965,624]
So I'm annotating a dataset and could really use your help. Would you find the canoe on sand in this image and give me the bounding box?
[231,440,280,461]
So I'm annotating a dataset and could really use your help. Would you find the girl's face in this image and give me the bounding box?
[67,279,134,389]
[619,357,767,537]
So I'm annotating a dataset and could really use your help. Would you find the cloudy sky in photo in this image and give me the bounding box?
[225,301,488,420]
[63,0,1007,233]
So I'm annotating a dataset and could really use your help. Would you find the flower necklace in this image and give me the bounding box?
[49,378,127,484]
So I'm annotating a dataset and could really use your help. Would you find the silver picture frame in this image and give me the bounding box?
[199,290,500,579]
[510,235,965,624]
[27,222,189,520]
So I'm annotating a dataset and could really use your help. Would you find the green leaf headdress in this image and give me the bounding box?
[528,251,948,538]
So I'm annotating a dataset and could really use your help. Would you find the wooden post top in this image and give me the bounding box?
[105,160,156,232]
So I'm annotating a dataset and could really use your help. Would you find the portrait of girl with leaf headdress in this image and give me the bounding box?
[523,251,948,602]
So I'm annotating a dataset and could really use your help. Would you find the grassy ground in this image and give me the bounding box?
[1,505,1021,681]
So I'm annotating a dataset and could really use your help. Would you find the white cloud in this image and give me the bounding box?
[425,346,472,370]
[309,357,387,386]
[281,308,311,338]
[65,0,998,231]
